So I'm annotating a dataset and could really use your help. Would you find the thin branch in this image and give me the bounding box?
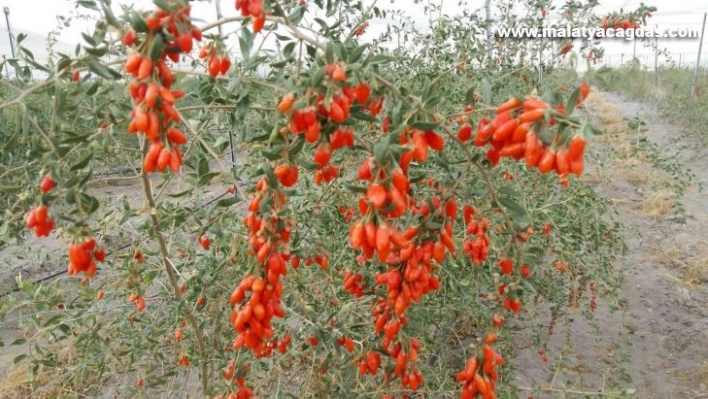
[177,110,230,173]
[28,114,62,160]
[199,16,246,33]
[429,55,471,87]
[177,69,284,92]
[139,139,210,395]
[343,1,379,42]
[0,79,57,111]
[177,104,274,112]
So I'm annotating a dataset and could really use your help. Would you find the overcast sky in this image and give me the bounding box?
[0,0,707,69]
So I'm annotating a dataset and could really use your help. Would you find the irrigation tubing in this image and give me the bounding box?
[0,188,237,298]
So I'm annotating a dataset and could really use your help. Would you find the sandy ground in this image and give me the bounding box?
[512,91,708,398]
[1,92,708,397]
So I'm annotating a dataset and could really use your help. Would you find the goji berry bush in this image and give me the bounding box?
[0,0,655,397]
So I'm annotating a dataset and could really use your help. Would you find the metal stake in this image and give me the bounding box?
[654,24,659,84]
[3,7,15,59]
[691,13,707,103]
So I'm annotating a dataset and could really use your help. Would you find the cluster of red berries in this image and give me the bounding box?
[128,292,146,311]
[198,45,231,77]
[219,361,255,399]
[25,175,59,237]
[362,236,448,392]
[461,205,490,266]
[355,20,369,36]
[338,205,356,223]
[123,0,199,174]
[276,65,378,140]
[235,0,266,33]
[25,204,54,238]
[275,64,382,190]
[233,177,291,358]
[382,338,424,390]
[600,15,642,32]
[343,270,366,298]
[337,335,355,353]
[457,342,506,399]
[356,350,381,376]
[67,237,106,278]
[274,163,299,187]
[229,274,285,356]
[472,84,590,178]
[229,175,296,394]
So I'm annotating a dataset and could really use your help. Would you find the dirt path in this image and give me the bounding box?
[512,91,708,398]
[592,91,708,398]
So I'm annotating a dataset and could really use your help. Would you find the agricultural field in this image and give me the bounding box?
[0,0,707,398]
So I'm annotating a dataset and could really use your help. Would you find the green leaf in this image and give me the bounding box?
[79,168,94,187]
[153,0,171,12]
[566,86,580,116]
[85,80,100,96]
[288,137,305,158]
[11,338,26,346]
[217,197,240,207]
[61,130,92,144]
[306,44,318,60]
[270,60,289,68]
[84,46,109,57]
[262,147,285,161]
[350,111,377,122]
[325,42,334,64]
[587,124,604,136]
[79,193,100,214]
[348,44,369,63]
[283,42,296,59]
[56,56,72,72]
[311,67,326,88]
[498,196,528,220]
[100,1,120,27]
[198,172,222,186]
[86,59,121,80]
[410,121,439,130]
[21,55,49,72]
[43,314,64,327]
[520,278,537,294]
[148,33,164,61]
[239,28,254,61]
[20,47,34,61]
[65,188,76,204]
[166,190,193,198]
[465,87,477,106]
[289,6,306,24]
[314,18,329,33]
[131,12,149,33]
[70,151,94,171]
[13,354,28,365]
[369,54,394,65]
[373,137,390,162]
[481,79,492,104]
[344,184,367,194]
[15,33,27,45]
[0,185,22,194]
[426,221,443,230]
